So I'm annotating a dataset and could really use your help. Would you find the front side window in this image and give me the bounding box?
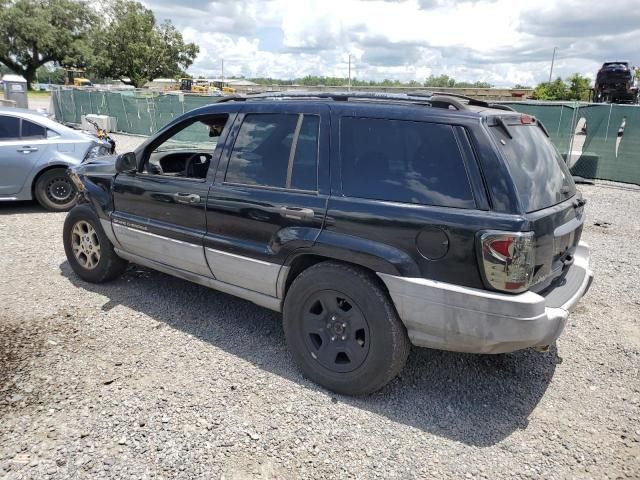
[0,116,20,139]
[340,117,475,208]
[144,115,228,179]
[225,113,319,191]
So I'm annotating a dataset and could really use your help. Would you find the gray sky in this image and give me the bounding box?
[142,0,639,86]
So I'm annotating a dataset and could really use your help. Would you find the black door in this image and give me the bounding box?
[205,104,330,297]
[112,112,235,277]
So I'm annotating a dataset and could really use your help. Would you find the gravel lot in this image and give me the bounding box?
[1,148,639,478]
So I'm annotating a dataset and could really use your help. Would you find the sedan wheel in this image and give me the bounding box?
[46,176,74,205]
[34,168,77,212]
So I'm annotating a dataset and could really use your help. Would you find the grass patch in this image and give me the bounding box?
[28,91,52,98]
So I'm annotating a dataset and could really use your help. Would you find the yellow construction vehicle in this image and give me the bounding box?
[179,78,223,94]
[73,78,93,87]
[64,68,93,87]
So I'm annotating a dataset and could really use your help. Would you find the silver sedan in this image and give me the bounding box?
[0,107,111,211]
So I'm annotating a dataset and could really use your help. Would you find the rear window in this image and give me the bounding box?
[340,117,475,208]
[490,121,576,213]
[21,119,46,139]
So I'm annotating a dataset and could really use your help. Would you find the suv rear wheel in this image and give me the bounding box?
[283,262,410,395]
[63,205,128,283]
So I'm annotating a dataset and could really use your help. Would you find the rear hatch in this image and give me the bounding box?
[488,114,585,293]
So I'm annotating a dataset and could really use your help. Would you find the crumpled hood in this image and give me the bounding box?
[72,154,119,177]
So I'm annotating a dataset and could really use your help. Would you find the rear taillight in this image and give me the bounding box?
[479,231,535,293]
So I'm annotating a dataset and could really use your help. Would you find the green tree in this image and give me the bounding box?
[532,75,591,101]
[566,73,591,101]
[91,0,199,88]
[532,77,568,100]
[0,0,96,89]
[424,74,456,88]
[455,80,493,88]
[35,65,65,84]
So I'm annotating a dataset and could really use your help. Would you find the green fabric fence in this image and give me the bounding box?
[504,101,640,185]
[51,88,223,136]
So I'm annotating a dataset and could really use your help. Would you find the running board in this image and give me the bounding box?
[114,248,282,312]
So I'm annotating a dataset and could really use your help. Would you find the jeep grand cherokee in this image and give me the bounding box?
[63,92,593,395]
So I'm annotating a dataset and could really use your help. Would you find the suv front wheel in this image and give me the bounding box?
[283,262,410,395]
[63,205,128,283]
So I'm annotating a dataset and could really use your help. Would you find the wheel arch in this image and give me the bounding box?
[281,233,420,299]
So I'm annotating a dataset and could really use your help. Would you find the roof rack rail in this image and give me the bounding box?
[409,91,519,112]
[213,90,514,113]
[487,103,516,112]
[426,91,490,107]
[214,95,246,103]
[242,90,432,104]
[427,95,468,111]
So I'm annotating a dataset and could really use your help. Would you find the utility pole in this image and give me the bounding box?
[348,54,352,91]
[221,59,224,87]
[548,47,557,83]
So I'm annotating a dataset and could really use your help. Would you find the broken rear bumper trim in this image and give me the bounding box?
[378,241,593,354]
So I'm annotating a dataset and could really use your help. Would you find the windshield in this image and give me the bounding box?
[490,122,576,213]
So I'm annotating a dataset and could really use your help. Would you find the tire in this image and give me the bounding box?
[283,261,410,395]
[34,168,77,212]
[63,205,128,283]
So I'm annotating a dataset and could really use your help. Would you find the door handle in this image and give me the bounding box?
[17,146,38,153]
[172,193,200,204]
[279,206,314,220]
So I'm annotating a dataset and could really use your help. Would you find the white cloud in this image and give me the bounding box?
[144,0,639,86]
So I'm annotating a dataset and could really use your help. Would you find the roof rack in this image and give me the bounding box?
[213,90,516,112]
[243,90,433,105]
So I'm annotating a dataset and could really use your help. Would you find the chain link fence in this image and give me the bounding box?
[51,89,640,185]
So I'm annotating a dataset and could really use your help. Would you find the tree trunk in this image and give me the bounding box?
[24,69,36,91]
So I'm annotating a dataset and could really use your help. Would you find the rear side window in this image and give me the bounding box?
[21,119,46,139]
[225,113,319,191]
[340,117,475,208]
[0,115,20,139]
[490,122,575,213]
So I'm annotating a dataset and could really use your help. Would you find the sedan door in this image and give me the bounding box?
[0,115,47,196]
[111,112,235,277]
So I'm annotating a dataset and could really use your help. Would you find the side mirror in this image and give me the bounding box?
[115,152,137,173]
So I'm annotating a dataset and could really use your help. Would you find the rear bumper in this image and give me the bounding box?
[378,241,594,354]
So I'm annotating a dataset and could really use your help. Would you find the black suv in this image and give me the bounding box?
[63,92,593,395]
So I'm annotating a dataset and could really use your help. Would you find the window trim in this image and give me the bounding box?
[285,114,305,188]
[223,112,320,193]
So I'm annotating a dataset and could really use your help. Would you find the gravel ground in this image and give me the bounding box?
[0,157,639,478]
